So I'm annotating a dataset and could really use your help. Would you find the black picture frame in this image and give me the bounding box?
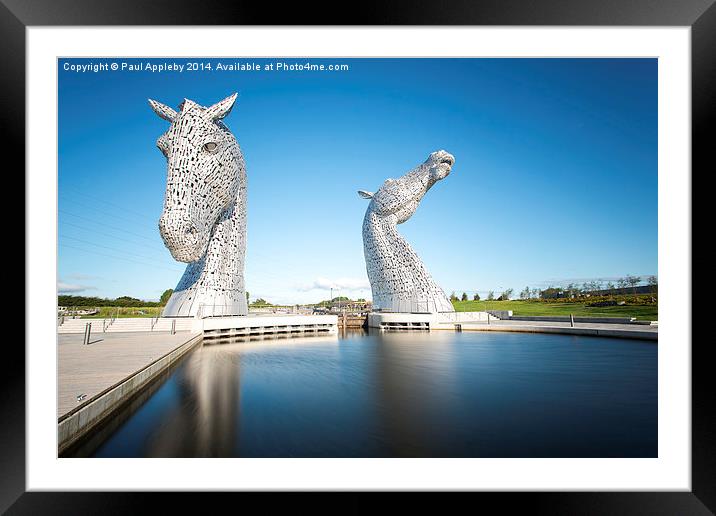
[5,0,708,513]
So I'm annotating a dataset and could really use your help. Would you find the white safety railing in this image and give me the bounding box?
[374,296,452,314]
[196,303,248,319]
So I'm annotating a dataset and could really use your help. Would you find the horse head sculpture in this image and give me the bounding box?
[359,150,455,313]
[150,93,248,317]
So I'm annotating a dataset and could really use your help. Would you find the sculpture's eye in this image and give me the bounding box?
[203,142,218,153]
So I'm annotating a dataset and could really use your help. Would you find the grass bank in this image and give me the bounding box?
[80,306,163,318]
[453,299,658,320]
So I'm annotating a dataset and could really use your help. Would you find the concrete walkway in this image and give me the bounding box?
[58,331,201,419]
[456,319,657,340]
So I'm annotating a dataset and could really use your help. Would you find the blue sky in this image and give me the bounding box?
[58,58,657,303]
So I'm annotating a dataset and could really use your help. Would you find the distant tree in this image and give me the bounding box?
[246,291,250,302]
[159,289,173,306]
[252,298,269,306]
[540,287,564,299]
[625,274,641,294]
[617,277,628,290]
[450,291,458,302]
[58,294,166,308]
[487,291,495,301]
[520,286,530,300]
[461,292,468,301]
[499,288,513,301]
[606,281,615,292]
[647,275,658,293]
[473,293,480,301]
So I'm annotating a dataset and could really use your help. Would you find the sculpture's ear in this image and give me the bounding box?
[178,98,199,112]
[205,92,238,121]
[148,99,177,122]
[358,190,374,199]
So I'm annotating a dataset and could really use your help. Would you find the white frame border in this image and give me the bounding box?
[27,26,691,491]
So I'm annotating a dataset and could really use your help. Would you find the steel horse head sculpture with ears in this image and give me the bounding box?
[149,93,248,317]
[359,150,456,313]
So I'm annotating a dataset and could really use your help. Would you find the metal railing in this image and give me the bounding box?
[373,296,453,314]
[83,322,92,345]
[196,303,249,319]
[102,309,118,332]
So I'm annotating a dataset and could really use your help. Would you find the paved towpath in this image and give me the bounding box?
[458,319,657,340]
[58,331,200,419]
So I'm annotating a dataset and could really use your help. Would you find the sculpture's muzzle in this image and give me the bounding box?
[426,150,455,181]
[158,213,206,263]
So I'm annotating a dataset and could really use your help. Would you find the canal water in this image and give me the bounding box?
[68,330,657,458]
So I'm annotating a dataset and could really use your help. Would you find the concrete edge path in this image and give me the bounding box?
[58,331,203,455]
[446,320,657,341]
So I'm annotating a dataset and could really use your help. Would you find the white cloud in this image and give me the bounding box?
[58,281,96,294]
[66,273,101,281]
[296,276,370,292]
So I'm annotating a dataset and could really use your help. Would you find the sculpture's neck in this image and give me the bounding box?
[167,178,246,316]
[363,210,453,313]
[363,212,427,292]
[369,215,421,268]
[204,196,246,278]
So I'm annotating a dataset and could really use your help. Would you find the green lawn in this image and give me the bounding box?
[452,299,658,321]
[70,299,658,321]
[78,306,163,318]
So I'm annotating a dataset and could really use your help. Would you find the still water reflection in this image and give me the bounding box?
[69,330,657,457]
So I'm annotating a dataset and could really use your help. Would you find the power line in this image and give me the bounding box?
[59,191,320,276]
[59,234,171,263]
[59,243,184,273]
[59,210,159,243]
[58,194,158,228]
[59,197,342,284]
[61,184,160,221]
[60,220,169,253]
[59,205,306,271]
[60,219,311,282]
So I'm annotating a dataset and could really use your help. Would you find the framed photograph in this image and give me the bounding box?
[8,0,709,513]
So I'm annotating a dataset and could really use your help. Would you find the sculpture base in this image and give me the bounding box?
[162,289,248,318]
[190,314,339,339]
[367,311,488,330]
[371,296,454,314]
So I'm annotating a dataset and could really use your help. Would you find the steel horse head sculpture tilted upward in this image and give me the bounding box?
[359,150,456,313]
[149,93,247,317]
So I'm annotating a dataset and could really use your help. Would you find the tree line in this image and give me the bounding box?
[59,288,175,307]
[450,275,657,303]
[58,294,164,307]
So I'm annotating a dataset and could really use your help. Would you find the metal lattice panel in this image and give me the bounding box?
[359,151,455,313]
[149,93,247,317]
